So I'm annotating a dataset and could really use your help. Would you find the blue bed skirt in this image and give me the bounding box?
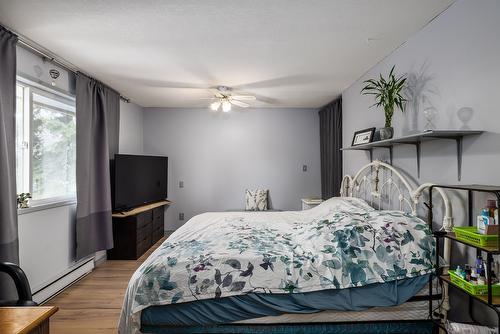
[141,275,431,332]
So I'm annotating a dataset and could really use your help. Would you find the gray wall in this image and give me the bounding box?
[342,0,500,324]
[119,102,144,154]
[143,107,321,230]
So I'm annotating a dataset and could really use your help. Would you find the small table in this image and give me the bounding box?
[0,306,58,334]
[301,198,323,210]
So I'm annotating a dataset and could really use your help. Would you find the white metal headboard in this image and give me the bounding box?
[340,160,453,323]
[340,160,453,232]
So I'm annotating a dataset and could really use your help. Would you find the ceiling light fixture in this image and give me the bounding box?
[206,86,254,112]
[210,101,221,111]
[222,100,231,112]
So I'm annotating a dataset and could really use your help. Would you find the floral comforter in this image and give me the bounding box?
[119,197,435,333]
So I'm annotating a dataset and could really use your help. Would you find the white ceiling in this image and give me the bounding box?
[0,0,453,108]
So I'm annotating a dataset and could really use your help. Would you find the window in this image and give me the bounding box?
[16,77,76,205]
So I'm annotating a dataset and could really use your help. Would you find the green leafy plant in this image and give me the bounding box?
[361,66,407,128]
[17,192,32,209]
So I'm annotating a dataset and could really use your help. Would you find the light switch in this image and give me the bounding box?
[179,212,184,220]
[302,165,307,172]
[179,181,184,188]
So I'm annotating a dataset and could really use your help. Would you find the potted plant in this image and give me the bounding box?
[17,192,32,209]
[361,66,407,140]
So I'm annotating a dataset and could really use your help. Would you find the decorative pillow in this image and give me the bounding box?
[245,189,268,211]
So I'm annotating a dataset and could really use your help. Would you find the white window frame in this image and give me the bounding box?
[16,82,31,194]
[16,76,77,210]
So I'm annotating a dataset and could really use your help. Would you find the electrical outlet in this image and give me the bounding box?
[179,181,184,188]
[302,165,307,172]
[179,212,184,220]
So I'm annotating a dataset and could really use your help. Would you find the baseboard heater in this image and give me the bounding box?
[33,256,95,304]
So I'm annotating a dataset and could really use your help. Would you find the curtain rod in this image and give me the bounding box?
[13,29,131,103]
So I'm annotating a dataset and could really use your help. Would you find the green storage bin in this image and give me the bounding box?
[453,226,499,248]
[449,270,500,296]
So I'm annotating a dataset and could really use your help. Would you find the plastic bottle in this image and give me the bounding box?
[476,257,483,276]
[456,265,462,277]
[495,204,498,226]
[487,200,497,220]
[471,268,478,285]
[465,265,472,281]
[478,210,493,234]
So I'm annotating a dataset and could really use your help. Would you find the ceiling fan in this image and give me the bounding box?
[205,86,256,112]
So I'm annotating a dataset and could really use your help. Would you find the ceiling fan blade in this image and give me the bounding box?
[228,88,278,104]
[233,74,318,90]
[208,88,225,98]
[231,95,256,101]
[125,77,210,89]
[247,92,278,104]
[231,100,249,108]
[199,97,218,100]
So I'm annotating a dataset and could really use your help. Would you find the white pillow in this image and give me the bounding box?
[245,189,268,211]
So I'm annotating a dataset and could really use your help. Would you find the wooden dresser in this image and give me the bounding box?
[107,200,171,260]
[0,306,58,334]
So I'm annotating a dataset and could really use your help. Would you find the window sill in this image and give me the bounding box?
[18,199,76,215]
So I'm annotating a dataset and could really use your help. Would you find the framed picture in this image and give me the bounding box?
[351,127,375,146]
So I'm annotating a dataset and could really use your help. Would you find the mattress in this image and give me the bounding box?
[236,280,439,324]
[236,297,434,324]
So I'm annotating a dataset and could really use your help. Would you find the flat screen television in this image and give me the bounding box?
[113,154,168,211]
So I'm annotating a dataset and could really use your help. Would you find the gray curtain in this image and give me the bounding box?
[319,97,342,199]
[0,26,18,300]
[75,73,120,259]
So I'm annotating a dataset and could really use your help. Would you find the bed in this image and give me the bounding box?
[119,160,453,334]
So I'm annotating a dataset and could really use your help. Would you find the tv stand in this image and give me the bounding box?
[107,200,172,260]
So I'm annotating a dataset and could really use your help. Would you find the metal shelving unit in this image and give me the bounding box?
[430,184,500,332]
[341,130,483,180]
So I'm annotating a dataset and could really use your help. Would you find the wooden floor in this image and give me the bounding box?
[44,237,167,334]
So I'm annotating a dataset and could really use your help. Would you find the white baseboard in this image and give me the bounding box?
[34,257,94,304]
[94,250,107,266]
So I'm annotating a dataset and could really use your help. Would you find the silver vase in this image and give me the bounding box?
[379,127,394,140]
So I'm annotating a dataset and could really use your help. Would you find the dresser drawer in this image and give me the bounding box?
[153,207,164,218]
[152,226,164,243]
[153,217,163,231]
[136,236,152,257]
[136,211,153,229]
[153,210,163,229]
[137,222,152,242]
